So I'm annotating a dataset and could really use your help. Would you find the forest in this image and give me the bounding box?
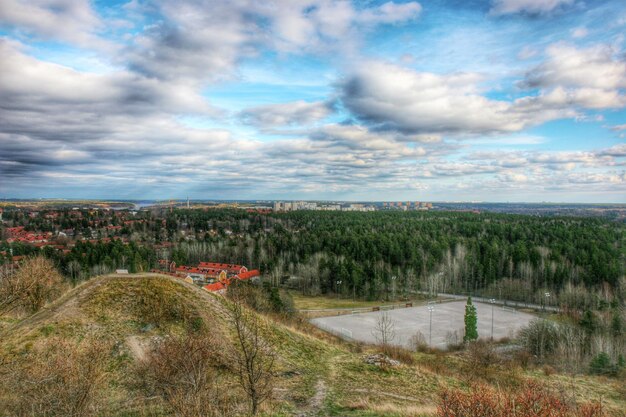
[164,209,624,307]
[1,208,624,307]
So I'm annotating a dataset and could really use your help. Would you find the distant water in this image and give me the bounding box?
[132,201,157,209]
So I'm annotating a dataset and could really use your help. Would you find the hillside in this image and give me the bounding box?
[0,274,624,416]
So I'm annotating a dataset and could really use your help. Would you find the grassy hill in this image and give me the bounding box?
[0,274,623,416]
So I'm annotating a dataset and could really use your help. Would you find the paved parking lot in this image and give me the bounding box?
[311,300,536,348]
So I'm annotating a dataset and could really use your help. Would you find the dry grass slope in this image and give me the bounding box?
[0,274,623,417]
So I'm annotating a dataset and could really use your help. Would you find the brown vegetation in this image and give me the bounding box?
[438,381,605,417]
[227,294,276,415]
[135,332,235,417]
[0,336,110,417]
[0,257,64,316]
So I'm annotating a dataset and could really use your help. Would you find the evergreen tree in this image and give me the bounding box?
[589,352,614,376]
[464,296,478,342]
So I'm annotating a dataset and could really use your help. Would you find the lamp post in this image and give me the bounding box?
[336,280,342,300]
[489,298,496,341]
[541,292,551,359]
[544,292,551,313]
[428,305,434,346]
[391,275,397,301]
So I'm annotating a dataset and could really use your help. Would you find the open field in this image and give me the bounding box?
[311,300,537,348]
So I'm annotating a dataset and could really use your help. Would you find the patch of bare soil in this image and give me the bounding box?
[126,335,149,361]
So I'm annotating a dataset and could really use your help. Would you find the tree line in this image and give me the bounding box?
[2,208,624,306]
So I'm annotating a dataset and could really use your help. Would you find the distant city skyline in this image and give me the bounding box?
[1,0,625,202]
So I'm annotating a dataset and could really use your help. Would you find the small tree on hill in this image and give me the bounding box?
[464,296,478,342]
[227,294,275,415]
[373,312,396,349]
[0,256,64,316]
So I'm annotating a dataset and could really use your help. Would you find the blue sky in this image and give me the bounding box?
[0,0,625,202]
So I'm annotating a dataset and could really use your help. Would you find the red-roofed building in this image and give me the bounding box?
[6,227,25,238]
[236,269,260,281]
[174,261,257,289]
[204,282,226,293]
[198,262,247,275]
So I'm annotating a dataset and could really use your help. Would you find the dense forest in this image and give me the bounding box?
[2,208,624,307]
[163,210,624,307]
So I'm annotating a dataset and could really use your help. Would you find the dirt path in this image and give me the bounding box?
[2,273,110,338]
[296,379,328,417]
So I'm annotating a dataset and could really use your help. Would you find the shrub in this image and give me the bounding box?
[588,352,621,377]
[513,349,533,369]
[519,319,560,359]
[438,381,604,417]
[136,332,234,416]
[409,331,428,352]
[467,340,499,369]
[381,344,415,365]
[0,337,110,416]
[445,329,464,351]
[543,365,556,376]
[0,256,65,316]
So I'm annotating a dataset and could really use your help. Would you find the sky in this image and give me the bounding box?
[0,0,625,202]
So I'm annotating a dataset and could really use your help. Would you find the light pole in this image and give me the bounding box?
[336,280,342,300]
[541,292,551,359]
[489,298,496,341]
[391,275,397,301]
[544,292,551,313]
[428,305,434,346]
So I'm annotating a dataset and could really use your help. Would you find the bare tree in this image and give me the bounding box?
[67,260,82,285]
[227,296,275,415]
[373,312,396,348]
[0,256,64,316]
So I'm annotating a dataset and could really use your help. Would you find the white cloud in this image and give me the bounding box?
[124,0,422,84]
[609,124,626,132]
[0,0,105,48]
[523,43,626,90]
[240,100,334,128]
[490,0,575,15]
[571,27,588,39]
[0,40,216,117]
[519,43,626,111]
[341,61,575,135]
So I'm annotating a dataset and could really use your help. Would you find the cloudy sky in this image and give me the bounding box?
[1,0,625,202]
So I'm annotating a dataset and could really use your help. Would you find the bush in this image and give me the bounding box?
[588,352,622,377]
[381,344,415,365]
[228,280,295,317]
[408,331,428,352]
[438,381,604,417]
[518,319,560,359]
[0,256,65,316]
[542,365,556,376]
[467,340,499,369]
[136,332,234,416]
[0,336,110,416]
[445,329,464,351]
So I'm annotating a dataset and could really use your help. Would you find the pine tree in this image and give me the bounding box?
[464,296,478,342]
